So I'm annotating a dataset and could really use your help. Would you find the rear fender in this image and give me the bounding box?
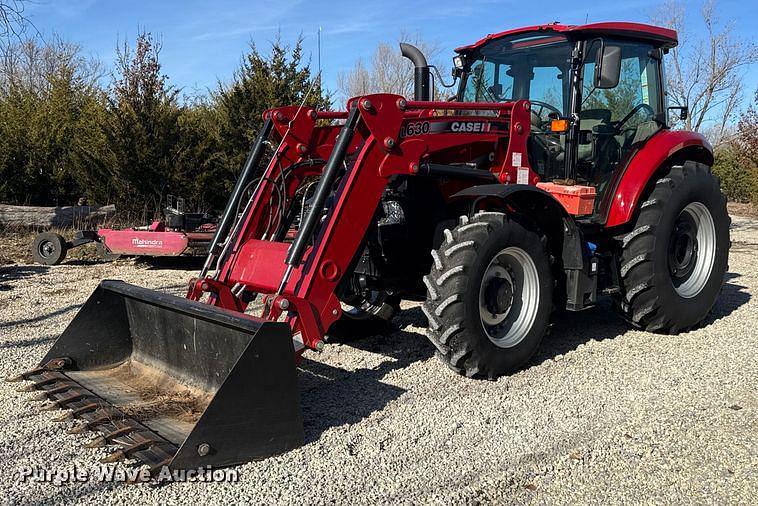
[604,130,713,228]
[451,184,583,271]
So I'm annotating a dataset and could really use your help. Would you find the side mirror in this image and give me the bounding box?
[594,45,621,89]
[452,55,465,78]
[668,105,688,121]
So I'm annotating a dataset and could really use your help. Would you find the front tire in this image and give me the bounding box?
[423,212,553,379]
[617,161,730,332]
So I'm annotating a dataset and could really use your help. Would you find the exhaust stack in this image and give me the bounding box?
[400,43,430,101]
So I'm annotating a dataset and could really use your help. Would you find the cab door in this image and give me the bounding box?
[577,39,665,211]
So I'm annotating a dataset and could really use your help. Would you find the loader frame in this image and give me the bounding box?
[188,95,535,353]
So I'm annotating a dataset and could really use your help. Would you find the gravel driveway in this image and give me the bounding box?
[0,216,755,504]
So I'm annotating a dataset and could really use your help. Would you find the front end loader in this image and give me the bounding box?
[11,21,729,475]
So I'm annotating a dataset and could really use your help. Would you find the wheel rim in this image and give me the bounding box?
[668,202,716,298]
[341,290,394,321]
[38,240,55,258]
[478,246,540,348]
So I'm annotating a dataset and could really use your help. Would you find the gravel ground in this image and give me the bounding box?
[0,217,756,504]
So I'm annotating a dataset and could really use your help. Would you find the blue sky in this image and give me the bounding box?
[24,0,758,106]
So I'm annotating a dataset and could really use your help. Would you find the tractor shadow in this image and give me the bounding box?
[297,271,750,438]
[0,264,48,291]
[532,271,750,366]
[297,316,435,443]
[0,303,82,329]
[138,255,206,271]
[701,272,750,324]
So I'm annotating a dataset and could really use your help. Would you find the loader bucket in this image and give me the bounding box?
[12,280,303,473]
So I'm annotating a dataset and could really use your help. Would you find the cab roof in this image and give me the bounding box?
[455,22,678,53]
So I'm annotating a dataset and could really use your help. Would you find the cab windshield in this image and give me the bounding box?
[459,33,572,118]
[459,33,573,181]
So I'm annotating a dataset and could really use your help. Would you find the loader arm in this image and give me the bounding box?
[13,93,533,475]
[189,94,534,354]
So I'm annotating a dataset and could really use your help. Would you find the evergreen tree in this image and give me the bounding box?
[0,37,106,205]
[213,36,330,201]
[101,31,181,216]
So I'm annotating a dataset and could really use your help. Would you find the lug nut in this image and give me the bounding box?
[197,442,211,456]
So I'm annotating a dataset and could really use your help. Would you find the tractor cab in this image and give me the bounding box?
[453,23,677,217]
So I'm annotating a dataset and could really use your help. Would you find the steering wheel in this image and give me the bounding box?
[530,100,563,127]
[616,103,656,130]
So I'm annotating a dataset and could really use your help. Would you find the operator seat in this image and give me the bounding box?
[553,108,615,164]
[577,109,612,163]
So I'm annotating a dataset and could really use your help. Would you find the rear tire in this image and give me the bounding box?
[423,211,553,379]
[616,161,730,333]
[31,232,67,265]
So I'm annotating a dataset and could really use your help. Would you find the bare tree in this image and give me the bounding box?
[336,32,445,103]
[0,1,33,48]
[652,0,757,146]
[0,35,103,96]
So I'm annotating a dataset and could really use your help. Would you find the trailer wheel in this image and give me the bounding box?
[424,212,553,379]
[31,232,67,265]
[616,161,730,333]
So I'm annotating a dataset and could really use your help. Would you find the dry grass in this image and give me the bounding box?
[728,202,758,218]
[0,226,101,265]
[106,361,210,424]
[0,208,169,265]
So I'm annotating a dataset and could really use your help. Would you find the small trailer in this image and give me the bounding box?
[31,196,217,265]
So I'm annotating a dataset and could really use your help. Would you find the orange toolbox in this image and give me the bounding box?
[536,182,596,215]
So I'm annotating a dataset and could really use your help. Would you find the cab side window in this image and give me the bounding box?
[578,40,663,206]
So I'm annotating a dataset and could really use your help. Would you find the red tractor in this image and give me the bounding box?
[12,22,729,474]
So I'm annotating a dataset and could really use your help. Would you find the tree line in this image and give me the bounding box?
[0,31,329,216]
[0,0,755,215]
